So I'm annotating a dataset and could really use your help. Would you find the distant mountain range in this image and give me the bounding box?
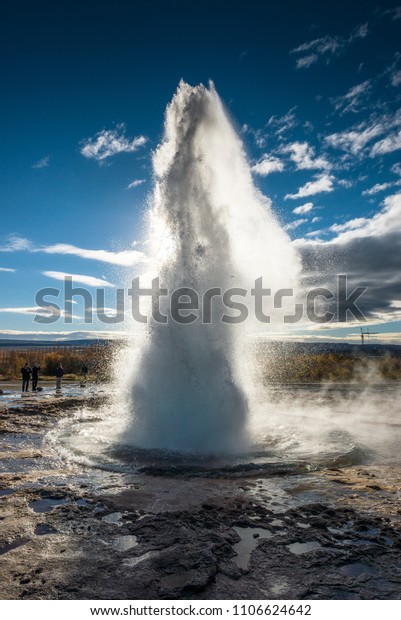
[0,338,111,349]
[0,331,121,342]
[0,338,400,357]
[255,341,401,358]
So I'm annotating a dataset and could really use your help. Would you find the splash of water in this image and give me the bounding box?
[116,81,300,454]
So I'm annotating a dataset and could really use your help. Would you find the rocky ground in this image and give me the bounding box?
[1,393,401,600]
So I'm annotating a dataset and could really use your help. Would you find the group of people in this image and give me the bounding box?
[21,362,42,392]
[20,362,65,392]
[20,362,90,392]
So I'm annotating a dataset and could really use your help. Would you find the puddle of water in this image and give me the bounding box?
[332,589,361,600]
[270,519,285,527]
[233,526,272,570]
[34,523,58,535]
[340,563,380,578]
[342,538,374,546]
[357,526,380,536]
[287,541,322,555]
[29,498,69,513]
[327,526,343,534]
[102,512,123,524]
[0,538,30,555]
[0,489,15,497]
[124,550,158,567]
[296,522,311,529]
[111,535,138,551]
[164,569,197,588]
[76,499,88,506]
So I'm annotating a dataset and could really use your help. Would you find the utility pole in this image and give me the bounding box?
[360,327,379,344]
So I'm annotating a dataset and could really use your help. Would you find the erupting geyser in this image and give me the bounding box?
[117,81,300,454]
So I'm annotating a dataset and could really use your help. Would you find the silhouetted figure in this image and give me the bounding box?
[32,363,40,391]
[55,364,64,390]
[81,364,88,379]
[21,363,32,392]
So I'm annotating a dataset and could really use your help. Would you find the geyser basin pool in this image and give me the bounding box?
[50,384,401,476]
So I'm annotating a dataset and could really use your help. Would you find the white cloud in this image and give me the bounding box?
[392,163,401,176]
[0,306,47,315]
[300,192,401,246]
[337,178,353,188]
[86,306,125,316]
[0,235,146,266]
[296,54,318,69]
[329,217,369,234]
[267,108,297,137]
[362,182,396,196]
[325,110,401,157]
[330,192,401,243]
[127,179,146,189]
[284,218,307,231]
[312,216,321,223]
[332,80,371,114]
[32,156,50,169]
[291,23,368,69]
[285,174,335,200]
[0,267,16,272]
[351,23,369,39]
[370,129,401,156]
[80,123,147,162]
[384,6,401,20]
[0,234,33,252]
[0,306,79,319]
[281,141,330,170]
[42,271,115,288]
[293,202,314,215]
[251,155,284,176]
[325,121,385,155]
[41,243,145,267]
[241,124,267,148]
[306,229,324,237]
[391,70,401,87]
[291,35,340,55]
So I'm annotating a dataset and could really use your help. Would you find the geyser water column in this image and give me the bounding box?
[118,81,300,454]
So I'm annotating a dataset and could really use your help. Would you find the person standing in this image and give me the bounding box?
[32,362,40,391]
[55,364,64,390]
[21,363,32,392]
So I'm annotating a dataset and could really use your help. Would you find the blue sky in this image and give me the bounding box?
[1,0,401,342]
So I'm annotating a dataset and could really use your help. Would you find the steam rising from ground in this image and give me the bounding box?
[52,381,401,473]
[113,81,300,453]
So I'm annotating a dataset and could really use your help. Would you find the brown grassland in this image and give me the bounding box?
[0,343,400,384]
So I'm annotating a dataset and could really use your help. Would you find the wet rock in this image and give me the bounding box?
[34,523,58,535]
[2,398,401,600]
[218,561,243,579]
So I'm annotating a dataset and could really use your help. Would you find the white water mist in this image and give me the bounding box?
[116,81,300,454]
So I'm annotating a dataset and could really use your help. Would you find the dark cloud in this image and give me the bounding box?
[294,193,401,321]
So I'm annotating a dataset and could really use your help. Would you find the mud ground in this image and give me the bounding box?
[1,395,401,600]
